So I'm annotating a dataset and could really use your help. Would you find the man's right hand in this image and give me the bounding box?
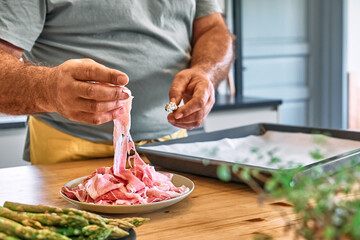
[48,58,129,125]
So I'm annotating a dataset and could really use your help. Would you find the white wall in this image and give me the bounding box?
[242,0,309,126]
[0,128,29,168]
[347,0,360,75]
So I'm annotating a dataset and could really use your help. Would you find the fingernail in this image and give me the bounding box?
[175,113,183,119]
[117,76,127,85]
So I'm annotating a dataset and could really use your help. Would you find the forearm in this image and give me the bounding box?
[190,23,234,88]
[0,49,54,115]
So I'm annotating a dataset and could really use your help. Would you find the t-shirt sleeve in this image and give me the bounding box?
[0,0,46,51]
[195,0,223,19]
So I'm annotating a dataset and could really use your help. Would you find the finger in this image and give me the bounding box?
[169,111,203,124]
[174,84,213,119]
[174,95,207,120]
[169,73,191,105]
[74,98,125,113]
[167,112,176,121]
[71,60,129,85]
[76,81,130,101]
[69,107,124,125]
[168,112,202,128]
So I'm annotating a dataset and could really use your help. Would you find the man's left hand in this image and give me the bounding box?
[167,68,215,130]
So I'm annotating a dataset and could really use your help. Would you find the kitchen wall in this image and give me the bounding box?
[242,0,309,126]
[347,0,360,76]
[347,0,360,130]
[0,128,29,168]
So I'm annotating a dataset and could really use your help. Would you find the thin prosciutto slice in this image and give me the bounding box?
[62,87,189,205]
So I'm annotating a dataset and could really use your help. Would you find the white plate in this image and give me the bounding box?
[60,173,194,214]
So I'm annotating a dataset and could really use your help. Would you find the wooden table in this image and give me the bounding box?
[0,159,296,240]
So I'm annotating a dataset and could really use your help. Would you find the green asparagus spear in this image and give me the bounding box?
[50,227,82,236]
[3,202,149,235]
[72,225,112,240]
[105,217,149,230]
[3,202,56,213]
[24,213,89,228]
[52,224,123,239]
[4,202,106,227]
[106,225,130,239]
[0,217,70,240]
[63,209,106,227]
[0,232,21,240]
[0,206,44,229]
[121,217,150,227]
[106,219,134,230]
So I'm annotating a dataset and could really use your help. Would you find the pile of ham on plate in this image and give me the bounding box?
[60,87,194,214]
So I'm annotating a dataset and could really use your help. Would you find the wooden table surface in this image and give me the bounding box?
[0,159,297,240]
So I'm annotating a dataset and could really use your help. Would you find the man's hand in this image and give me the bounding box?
[166,12,233,130]
[0,44,130,124]
[167,68,215,130]
[48,58,129,125]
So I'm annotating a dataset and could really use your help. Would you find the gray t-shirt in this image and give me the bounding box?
[0,0,221,160]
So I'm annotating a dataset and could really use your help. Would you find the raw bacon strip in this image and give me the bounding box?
[61,87,189,205]
[62,185,94,203]
[84,174,122,200]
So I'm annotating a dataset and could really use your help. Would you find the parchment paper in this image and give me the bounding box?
[141,131,360,169]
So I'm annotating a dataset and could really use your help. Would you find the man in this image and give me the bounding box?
[0,0,233,164]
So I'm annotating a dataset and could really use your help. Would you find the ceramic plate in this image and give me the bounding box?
[60,173,194,214]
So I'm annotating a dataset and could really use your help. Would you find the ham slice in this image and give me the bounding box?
[62,87,189,205]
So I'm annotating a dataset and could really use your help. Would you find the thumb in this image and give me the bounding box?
[169,72,191,105]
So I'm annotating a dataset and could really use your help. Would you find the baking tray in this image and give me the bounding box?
[136,123,360,182]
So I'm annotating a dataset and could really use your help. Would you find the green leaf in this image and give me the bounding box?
[251,147,259,153]
[269,157,280,164]
[312,131,330,145]
[209,147,219,156]
[201,158,211,166]
[309,148,324,160]
[232,163,240,173]
[312,165,324,175]
[265,179,277,192]
[241,168,251,181]
[217,164,231,182]
[324,226,336,239]
[251,169,260,177]
[350,210,360,237]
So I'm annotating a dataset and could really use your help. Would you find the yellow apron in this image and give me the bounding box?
[29,116,187,165]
